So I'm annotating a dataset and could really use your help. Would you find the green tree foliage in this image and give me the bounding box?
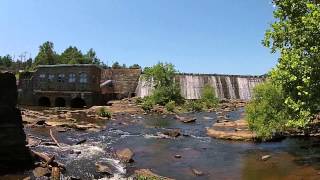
[0,55,13,67]
[263,0,320,127]
[60,46,84,64]
[165,100,176,112]
[111,61,128,69]
[201,84,219,109]
[129,64,141,69]
[34,41,59,66]
[246,81,289,140]
[142,62,184,106]
[112,61,122,69]
[84,48,101,65]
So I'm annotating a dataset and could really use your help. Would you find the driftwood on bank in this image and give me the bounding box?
[31,150,65,170]
[49,129,62,148]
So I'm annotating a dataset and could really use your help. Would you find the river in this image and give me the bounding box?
[2,109,320,180]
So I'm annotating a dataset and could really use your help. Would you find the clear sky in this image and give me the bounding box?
[0,0,277,75]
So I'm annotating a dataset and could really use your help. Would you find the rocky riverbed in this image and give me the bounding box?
[2,99,320,179]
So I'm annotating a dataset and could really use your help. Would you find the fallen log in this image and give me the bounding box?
[31,150,66,170]
[49,129,62,148]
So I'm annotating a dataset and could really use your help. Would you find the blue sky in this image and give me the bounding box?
[0,0,276,75]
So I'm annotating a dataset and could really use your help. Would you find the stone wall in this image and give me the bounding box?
[101,69,142,98]
[0,72,33,174]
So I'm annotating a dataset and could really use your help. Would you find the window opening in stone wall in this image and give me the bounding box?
[58,74,65,82]
[69,73,76,83]
[39,74,46,79]
[79,73,88,83]
[48,74,55,82]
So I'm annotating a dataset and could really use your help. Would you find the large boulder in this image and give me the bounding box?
[0,73,33,174]
[116,148,134,163]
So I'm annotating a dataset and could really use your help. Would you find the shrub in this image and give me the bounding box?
[201,84,219,109]
[135,97,143,104]
[97,107,112,118]
[141,97,154,111]
[165,100,175,112]
[245,81,289,140]
[184,100,203,112]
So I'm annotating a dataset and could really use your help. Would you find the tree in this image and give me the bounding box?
[142,62,184,105]
[112,61,122,69]
[60,46,84,64]
[246,81,288,140]
[0,55,13,67]
[34,41,58,66]
[84,48,102,65]
[129,64,141,69]
[263,0,320,127]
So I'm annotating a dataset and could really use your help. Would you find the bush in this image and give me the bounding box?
[151,85,184,106]
[245,81,289,140]
[201,84,219,109]
[165,101,175,112]
[184,100,203,112]
[97,107,112,118]
[135,97,143,104]
[141,97,154,111]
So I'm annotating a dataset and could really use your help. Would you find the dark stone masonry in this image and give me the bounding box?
[0,72,33,174]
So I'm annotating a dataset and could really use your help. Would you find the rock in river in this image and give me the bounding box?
[192,168,204,176]
[134,169,174,180]
[175,115,196,123]
[116,148,134,163]
[163,129,181,138]
[261,155,271,161]
[95,162,113,175]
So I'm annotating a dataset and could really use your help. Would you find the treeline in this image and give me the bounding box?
[0,41,141,71]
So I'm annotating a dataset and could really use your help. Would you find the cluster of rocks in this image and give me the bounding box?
[206,119,256,141]
[0,73,33,174]
[22,107,110,131]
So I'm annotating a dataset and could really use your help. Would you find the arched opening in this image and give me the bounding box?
[70,97,86,108]
[38,97,51,107]
[55,97,66,107]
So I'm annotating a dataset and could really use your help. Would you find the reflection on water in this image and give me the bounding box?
[3,109,320,179]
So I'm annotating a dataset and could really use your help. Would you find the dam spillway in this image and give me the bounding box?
[135,74,264,100]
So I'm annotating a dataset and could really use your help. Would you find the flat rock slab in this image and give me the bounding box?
[207,119,256,141]
[134,169,175,180]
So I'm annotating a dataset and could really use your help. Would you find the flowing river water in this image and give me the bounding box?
[3,109,320,180]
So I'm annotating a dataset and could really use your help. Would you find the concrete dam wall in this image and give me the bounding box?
[135,74,265,100]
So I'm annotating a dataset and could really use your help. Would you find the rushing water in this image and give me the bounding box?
[136,74,264,100]
[4,110,320,180]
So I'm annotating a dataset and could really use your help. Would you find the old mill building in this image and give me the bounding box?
[18,64,141,108]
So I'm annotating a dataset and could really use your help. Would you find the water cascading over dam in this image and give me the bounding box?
[135,74,264,100]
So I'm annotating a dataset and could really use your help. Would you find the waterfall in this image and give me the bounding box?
[179,75,204,99]
[225,76,237,99]
[135,74,264,100]
[135,77,153,98]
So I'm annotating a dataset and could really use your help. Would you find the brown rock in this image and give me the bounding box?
[116,148,134,163]
[175,115,196,123]
[163,129,181,138]
[134,169,174,180]
[33,167,50,177]
[95,162,113,175]
[261,155,271,161]
[192,168,204,176]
